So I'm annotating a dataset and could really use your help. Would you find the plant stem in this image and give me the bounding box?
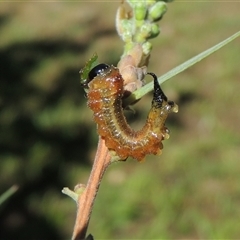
[72,137,111,240]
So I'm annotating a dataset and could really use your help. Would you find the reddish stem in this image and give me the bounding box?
[72,137,111,240]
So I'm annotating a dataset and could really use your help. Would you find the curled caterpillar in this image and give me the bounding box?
[85,64,178,161]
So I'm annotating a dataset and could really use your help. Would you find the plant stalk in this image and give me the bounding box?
[72,137,111,240]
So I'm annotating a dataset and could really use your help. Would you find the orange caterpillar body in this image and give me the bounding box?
[86,64,178,161]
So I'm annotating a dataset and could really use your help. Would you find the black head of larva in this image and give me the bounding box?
[88,63,110,81]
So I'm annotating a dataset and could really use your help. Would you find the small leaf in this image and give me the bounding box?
[80,53,98,86]
[62,186,83,203]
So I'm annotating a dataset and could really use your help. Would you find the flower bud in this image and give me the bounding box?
[142,42,152,55]
[149,2,167,21]
[149,23,160,39]
[134,3,147,21]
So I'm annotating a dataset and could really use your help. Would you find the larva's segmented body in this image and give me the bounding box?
[86,64,178,161]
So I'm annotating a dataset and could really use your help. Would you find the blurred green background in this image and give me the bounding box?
[0,1,240,239]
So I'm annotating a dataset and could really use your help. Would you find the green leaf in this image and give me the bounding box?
[124,31,240,105]
[80,53,98,87]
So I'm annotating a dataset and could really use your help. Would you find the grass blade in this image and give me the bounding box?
[126,31,240,104]
[0,185,18,205]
